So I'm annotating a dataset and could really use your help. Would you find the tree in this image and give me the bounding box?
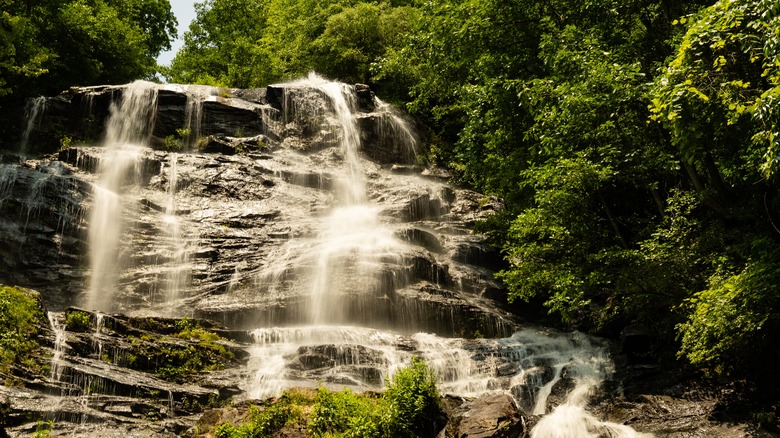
[0,0,176,96]
[167,0,269,87]
[0,0,177,147]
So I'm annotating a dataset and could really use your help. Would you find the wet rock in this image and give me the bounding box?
[443,394,525,438]
[451,242,506,271]
[395,227,443,253]
[198,135,270,155]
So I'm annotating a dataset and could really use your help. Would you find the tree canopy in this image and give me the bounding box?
[0,0,176,98]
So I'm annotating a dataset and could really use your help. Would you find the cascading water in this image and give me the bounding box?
[47,312,67,381]
[182,85,209,147]
[85,81,158,312]
[373,97,419,163]
[241,74,650,437]
[0,165,17,207]
[23,172,50,230]
[9,76,658,435]
[161,153,191,312]
[266,74,404,324]
[19,96,46,154]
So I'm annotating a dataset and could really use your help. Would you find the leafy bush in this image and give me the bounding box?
[309,386,381,437]
[678,251,780,378]
[213,390,313,438]
[381,356,440,438]
[0,285,45,376]
[213,358,440,438]
[64,310,92,332]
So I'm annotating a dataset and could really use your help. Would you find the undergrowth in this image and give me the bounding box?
[212,357,440,438]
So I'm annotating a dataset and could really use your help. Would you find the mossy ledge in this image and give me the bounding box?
[0,284,252,435]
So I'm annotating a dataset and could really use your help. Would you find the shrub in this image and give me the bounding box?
[0,285,45,376]
[309,386,380,437]
[212,358,440,438]
[65,310,92,332]
[381,356,440,438]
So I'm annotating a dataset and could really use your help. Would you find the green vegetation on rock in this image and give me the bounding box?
[64,309,92,332]
[210,357,440,438]
[0,285,47,381]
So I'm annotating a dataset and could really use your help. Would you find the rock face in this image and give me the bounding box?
[442,394,525,438]
[1,303,247,437]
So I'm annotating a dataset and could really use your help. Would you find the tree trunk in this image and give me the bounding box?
[683,161,728,216]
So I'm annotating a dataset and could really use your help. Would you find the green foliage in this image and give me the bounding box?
[0,0,176,97]
[213,389,313,438]
[213,358,439,438]
[163,134,181,151]
[0,0,176,147]
[115,317,236,382]
[64,310,92,332]
[0,285,45,376]
[166,0,416,88]
[380,356,440,438]
[32,420,53,438]
[678,246,780,376]
[649,0,780,178]
[308,386,381,437]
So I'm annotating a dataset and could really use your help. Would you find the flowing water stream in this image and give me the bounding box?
[85,81,157,311]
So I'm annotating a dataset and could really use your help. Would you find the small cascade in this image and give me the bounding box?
[93,312,105,359]
[162,153,191,311]
[244,327,618,418]
[373,96,419,163]
[246,326,408,398]
[277,74,407,325]
[47,312,67,381]
[182,86,211,148]
[23,171,50,230]
[0,164,17,207]
[19,96,46,154]
[85,81,158,312]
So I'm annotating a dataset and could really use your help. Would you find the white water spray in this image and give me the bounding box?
[244,75,652,436]
[85,81,158,311]
[182,85,211,148]
[93,312,105,358]
[278,74,405,324]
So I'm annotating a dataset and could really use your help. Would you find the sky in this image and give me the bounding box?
[156,1,198,66]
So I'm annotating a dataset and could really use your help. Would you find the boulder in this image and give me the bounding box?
[443,394,525,438]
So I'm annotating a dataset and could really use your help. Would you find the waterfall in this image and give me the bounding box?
[182,85,210,148]
[93,312,105,358]
[373,97,419,163]
[20,96,46,154]
[47,312,67,381]
[241,75,651,437]
[23,172,50,230]
[12,77,657,435]
[85,81,158,312]
[0,164,17,208]
[278,74,404,324]
[162,153,191,312]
